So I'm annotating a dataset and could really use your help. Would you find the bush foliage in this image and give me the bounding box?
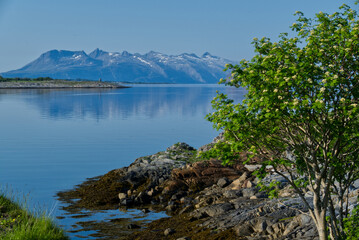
[205,3,359,240]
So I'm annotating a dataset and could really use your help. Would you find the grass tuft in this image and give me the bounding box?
[0,191,69,240]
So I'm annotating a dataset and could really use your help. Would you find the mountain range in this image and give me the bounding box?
[1,49,236,83]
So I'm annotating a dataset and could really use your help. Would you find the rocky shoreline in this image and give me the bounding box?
[57,138,359,240]
[0,80,127,89]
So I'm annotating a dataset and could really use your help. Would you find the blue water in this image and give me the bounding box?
[0,84,244,238]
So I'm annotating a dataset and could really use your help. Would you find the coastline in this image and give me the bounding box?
[0,80,128,89]
[56,138,359,239]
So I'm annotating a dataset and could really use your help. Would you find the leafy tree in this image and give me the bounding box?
[205,4,359,240]
[344,203,359,239]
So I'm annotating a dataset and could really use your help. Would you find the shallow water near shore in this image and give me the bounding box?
[0,84,244,239]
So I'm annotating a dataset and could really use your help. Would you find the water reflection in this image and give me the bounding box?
[0,85,244,121]
[0,84,245,239]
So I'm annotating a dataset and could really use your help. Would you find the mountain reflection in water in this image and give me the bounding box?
[0,84,244,239]
[0,85,243,121]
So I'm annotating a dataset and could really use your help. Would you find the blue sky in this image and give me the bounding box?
[0,0,356,72]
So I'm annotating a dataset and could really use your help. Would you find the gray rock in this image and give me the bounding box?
[282,221,299,236]
[253,220,268,232]
[180,197,193,205]
[198,133,224,152]
[217,177,231,188]
[353,179,359,189]
[244,164,262,172]
[282,197,314,211]
[194,203,234,218]
[295,213,313,226]
[234,223,254,236]
[260,173,291,190]
[209,203,234,217]
[271,222,282,235]
[304,191,314,198]
[223,190,242,199]
[229,172,249,190]
[242,188,258,197]
[197,143,214,152]
[302,226,317,237]
[349,188,359,198]
[243,180,255,188]
[167,142,195,152]
[164,228,176,236]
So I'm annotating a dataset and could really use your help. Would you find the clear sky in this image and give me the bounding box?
[0,0,356,72]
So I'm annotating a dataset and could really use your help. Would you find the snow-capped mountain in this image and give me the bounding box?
[1,49,236,83]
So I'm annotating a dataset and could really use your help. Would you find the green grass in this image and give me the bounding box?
[0,193,69,240]
[0,76,54,82]
[0,76,124,87]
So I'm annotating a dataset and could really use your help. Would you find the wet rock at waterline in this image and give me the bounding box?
[57,138,359,240]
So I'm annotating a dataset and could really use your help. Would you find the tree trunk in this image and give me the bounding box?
[316,213,328,240]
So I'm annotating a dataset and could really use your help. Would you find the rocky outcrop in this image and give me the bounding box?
[57,142,194,210]
[111,142,320,239]
[58,138,359,240]
[155,166,318,239]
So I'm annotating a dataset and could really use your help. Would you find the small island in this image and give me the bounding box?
[0,76,128,89]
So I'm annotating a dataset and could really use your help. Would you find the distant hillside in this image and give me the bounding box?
[2,49,236,84]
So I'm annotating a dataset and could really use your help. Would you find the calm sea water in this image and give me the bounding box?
[0,84,244,239]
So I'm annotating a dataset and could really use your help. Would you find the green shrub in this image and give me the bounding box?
[344,204,359,239]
